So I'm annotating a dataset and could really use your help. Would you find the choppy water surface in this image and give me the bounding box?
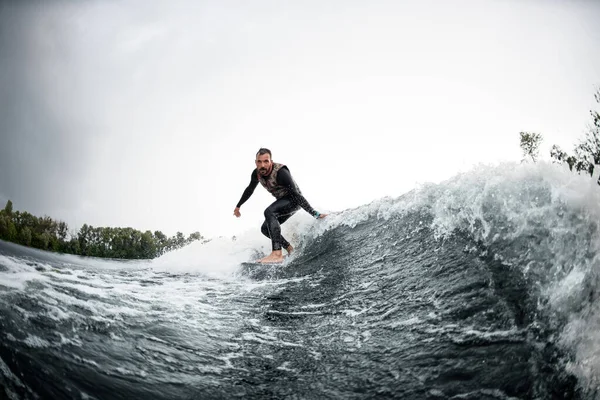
[1,162,599,399]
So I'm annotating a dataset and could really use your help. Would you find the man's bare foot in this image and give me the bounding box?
[258,250,285,264]
[286,245,294,255]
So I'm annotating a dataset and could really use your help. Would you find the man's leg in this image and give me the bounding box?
[259,197,299,263]
[275,212,296,254]
[260,212,296,249]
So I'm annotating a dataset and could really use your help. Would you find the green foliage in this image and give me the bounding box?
[528,88,600,185]
[7,221,17,242]
[4,200,13,215]
[0,200,204,259]
[519,132,543,162]
[189,232,202,242]
[140,231,157,259]
[19,227,32,246]
[0,216,8,238]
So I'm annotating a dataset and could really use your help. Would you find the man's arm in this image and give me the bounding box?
[236,170,259,209]
[277,167,321,217]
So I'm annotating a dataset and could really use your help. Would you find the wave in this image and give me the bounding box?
[0,161,599,399]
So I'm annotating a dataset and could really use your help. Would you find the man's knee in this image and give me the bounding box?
[261,222,269,236]
[264,207,276,220]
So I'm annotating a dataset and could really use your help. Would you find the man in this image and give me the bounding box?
[234,148,327,263]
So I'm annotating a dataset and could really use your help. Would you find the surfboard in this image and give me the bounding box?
[241,255,291,268]
[241,261,285,267]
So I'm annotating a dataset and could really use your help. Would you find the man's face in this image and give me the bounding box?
[255,153,273,176]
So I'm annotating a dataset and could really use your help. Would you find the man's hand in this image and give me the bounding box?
[314,211,328,219]
[233,207,241,218]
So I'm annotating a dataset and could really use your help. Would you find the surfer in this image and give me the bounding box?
[233,148,327,263]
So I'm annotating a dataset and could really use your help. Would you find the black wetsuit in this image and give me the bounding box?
[236,166,318,251]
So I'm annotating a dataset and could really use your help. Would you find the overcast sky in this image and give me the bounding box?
[1,0,599,238]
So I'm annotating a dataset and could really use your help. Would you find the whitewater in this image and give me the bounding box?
[1,162,599,399]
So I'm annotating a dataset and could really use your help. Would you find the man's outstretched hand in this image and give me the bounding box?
[233,207,241,218]
[318,213,328,219]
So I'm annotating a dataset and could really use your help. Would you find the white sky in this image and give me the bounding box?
[2,0,600,238]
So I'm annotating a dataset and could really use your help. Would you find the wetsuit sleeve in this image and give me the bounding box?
[277,167,318,217]
[236,170,259,208]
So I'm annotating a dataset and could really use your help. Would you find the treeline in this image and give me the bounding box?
[0,201,203,259]
[520,88,600,184]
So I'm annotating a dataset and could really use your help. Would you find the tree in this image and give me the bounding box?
[34,232,51,250]
[519,132,543,162]
[20,227,32,246]
[550,88,600,184]
[78,224,92,255]
[57,221,69,241]
[0,215,8,239]
[7,221,17,242]
[4,200,13,216]
[175,232,185,249]
[154,231,168,256]
[140,230,157,259]
[0,200,204,259]
[188,231,203,243]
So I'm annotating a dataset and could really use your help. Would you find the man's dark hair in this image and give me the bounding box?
[256,148,272,159]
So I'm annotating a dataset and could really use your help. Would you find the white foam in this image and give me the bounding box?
[0,255,51,289]
[23,334,52,349]
[150,230,268,276]
[149,211,340,277]
[423,162,600,242]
